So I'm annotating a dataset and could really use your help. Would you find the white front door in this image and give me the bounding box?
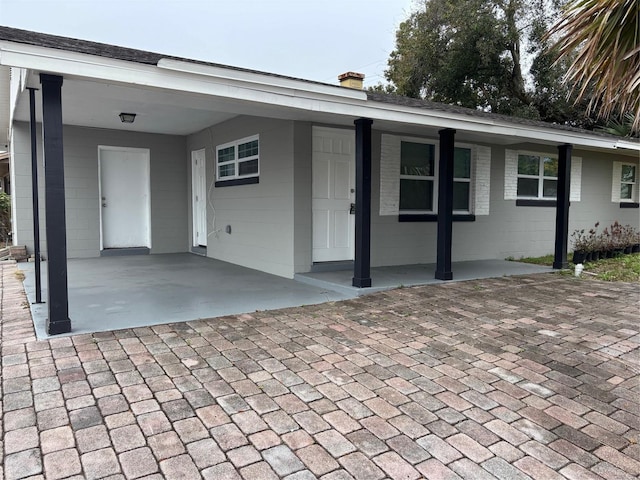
[99,147,151,249]
[312,127,355,262]
[191,149,207,247]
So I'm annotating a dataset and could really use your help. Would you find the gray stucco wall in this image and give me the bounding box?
[186,116,297,278]
[369,131,640,266]
[11,122,187,258]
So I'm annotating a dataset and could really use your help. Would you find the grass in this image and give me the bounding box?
[511,252,640,283]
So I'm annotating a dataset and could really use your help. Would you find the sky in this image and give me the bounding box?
[0,0,416,88]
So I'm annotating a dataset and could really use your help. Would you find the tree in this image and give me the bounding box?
[547,0,639,135]
[381,0,595,127]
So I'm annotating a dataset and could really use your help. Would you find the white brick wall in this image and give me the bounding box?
[570,157,582,202]
[474,146,491,215]
[504,149,518,200]
[379,134,401,215]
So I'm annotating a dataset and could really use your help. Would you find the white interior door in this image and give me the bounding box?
[312,127,355,262]
[191,149,207,247]
[99,147,151,249]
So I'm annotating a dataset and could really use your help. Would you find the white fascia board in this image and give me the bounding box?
[1,42,638,153]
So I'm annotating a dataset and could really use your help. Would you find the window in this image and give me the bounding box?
[216,135,259,182]
[620,164,636,201]
[517,153,558,199]
[399,141,473,214]
[400,141,435,212]
[454,147,471,213]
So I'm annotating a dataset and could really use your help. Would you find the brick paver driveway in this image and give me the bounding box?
[1,263,639,479]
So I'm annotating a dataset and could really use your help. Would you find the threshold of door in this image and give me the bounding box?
[190,246,207,256]
[310,260,354,273]
[100,247,150,257]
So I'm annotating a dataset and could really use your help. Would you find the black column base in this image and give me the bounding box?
[47,318,71,335]
[435,271,453,281]
[552,261,569,270]
[352,277,372,288]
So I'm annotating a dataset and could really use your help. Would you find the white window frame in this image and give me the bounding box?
[216,134,259,182]
[399,138,438,214]
[453,144,473,214]
[516,151,558,199]
[620,163,637,202]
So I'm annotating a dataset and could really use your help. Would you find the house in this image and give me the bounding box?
[0,26,638,335]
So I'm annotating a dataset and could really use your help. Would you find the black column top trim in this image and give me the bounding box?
[620,202,639,209]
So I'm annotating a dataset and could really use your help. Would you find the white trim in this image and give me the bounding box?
[191,148,207,247]
[215,134,259,182]
[514,151,558,200]
[617,161,638,203]
[1,41,639,153]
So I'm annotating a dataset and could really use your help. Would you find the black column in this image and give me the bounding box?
[40,74,71,335]
[553,144,572,269]
[352,118,373,288]
[435,128,456,280]
[28,88,43,304]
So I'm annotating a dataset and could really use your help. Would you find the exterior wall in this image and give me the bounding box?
[11,121,187,258]
[186,116,297,278]
[369,131,640,266]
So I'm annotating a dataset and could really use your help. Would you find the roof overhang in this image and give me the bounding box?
[1,39,638,156]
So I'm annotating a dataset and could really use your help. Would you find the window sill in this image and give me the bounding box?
[516,199,557,207]
[620,202,639,208]
[215,177,259,187]
[398,214,476,222]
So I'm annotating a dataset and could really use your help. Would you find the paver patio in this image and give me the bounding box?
[1,261,639,479]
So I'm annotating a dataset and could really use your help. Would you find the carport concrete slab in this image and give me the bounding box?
[20,253,350,339]
[296,259,552,296]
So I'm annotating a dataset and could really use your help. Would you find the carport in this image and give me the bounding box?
[18,254,551,339]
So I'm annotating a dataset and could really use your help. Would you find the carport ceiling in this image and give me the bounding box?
[14,70,367,137]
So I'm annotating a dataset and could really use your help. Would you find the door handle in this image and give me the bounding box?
[350,203,356,214]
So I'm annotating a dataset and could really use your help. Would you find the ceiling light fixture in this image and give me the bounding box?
[119,112,136,124]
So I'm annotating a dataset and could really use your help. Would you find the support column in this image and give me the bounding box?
[352,118,373,288]
[40,74,71,334]
[435,128,456,280]
[28,88,43,304]
[553,144,572,269]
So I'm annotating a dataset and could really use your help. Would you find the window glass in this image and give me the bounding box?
[238,140,259,159]
[517,153,558,199]
[454,148,471,178]
[218,163,235,178]
[400,179,433,211]
[218,146,235,163]
[239,159,259,176]
[543,157,558,176]
[453,182,470,211]
[620,184,632,199]
[216,135,259,182]
[517,178,539,197]
[543,179,557,198]
[622,165,636,182]
[401,142,434,176]
[518,155,539,175]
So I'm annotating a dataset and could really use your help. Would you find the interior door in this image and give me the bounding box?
[99,147,151,249]
[312,127,355,262]
[191,149,207,247]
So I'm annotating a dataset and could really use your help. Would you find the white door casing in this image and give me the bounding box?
[312,127,355,262]
[191,149,207,247]
[99,146,151,249]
